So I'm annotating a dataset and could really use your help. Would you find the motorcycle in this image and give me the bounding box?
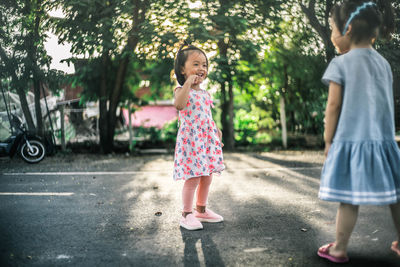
[0,114,46,163]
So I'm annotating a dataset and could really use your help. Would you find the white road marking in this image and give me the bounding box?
[56,254,72,260]
[2,171,169,175]
[244,247,269,253]
[0,192,74,196]
[1,167,321,176]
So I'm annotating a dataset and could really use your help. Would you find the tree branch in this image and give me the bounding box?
[299,0,330,47]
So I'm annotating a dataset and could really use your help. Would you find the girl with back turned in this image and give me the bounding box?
[317,0,400,263]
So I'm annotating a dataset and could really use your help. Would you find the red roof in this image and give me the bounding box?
[122,105,178,129]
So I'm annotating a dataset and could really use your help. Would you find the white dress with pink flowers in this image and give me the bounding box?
[173,88,225,180]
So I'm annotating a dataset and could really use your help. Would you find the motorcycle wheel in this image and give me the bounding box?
[20,140,46,163]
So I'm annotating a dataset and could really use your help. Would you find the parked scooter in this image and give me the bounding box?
[0,114,46,163]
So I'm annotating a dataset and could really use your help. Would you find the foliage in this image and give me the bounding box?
[376,2,400,77]
[3,0,400,150]
[229,1,327,146]
[132,119,178,148]
[0,0,65,132]
[181,0,284,150]
[234,107,274,146]
[52,0,183,153]
[160,119,178,144]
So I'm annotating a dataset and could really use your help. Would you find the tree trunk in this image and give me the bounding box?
[219,80,235,151]
[97,0,147,153]
[33,79,43,135]
[98,53,129,153]
[300,0,336,62]
[106,57,129,149]
[280,96,287,149]
[60,105,66,151]
[99,53,111,153]
[0,46,36,131]
[220,81,228,144]
[30,0,44,136]
[281,64,289,149]
[128,100,133,151]
[217,38,235,150]
[15,85,36,131]
[225,80,235,150]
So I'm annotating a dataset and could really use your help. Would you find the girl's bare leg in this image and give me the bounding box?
[320,203,359,258]
[390,202,400,256]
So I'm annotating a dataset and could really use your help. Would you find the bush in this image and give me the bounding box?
[234,106,275,146]
[132,119,178,149]
[160,119,178,145]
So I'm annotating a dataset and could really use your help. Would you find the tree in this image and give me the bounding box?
[378,2,400,130]
[228,2,328,148]
[184,0,283,150]
[300,0,400,129]
[54,0,143,153]
[299,0,338,62]
[54,0,183,153]
[0,0,58,133]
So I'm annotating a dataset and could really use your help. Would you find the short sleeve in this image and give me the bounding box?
[322,58,343,86]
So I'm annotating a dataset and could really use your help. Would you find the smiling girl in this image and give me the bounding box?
[173,42,225,231]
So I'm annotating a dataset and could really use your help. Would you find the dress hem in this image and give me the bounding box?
[318,188,400,205]
[173,167,225,181]
[318,196,400,205]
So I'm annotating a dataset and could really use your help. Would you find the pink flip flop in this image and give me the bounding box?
[317,243,349,263]
[391,241,400,256]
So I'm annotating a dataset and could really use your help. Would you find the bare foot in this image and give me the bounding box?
[391,241,400,256]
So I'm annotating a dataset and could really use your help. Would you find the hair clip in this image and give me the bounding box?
[342,2,376,35]
[178,40,191,51]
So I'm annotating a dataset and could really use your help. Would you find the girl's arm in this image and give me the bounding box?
[174,75,198,110]
[324,81,343,156]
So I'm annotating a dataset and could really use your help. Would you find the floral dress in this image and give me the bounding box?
[173,88,225,180]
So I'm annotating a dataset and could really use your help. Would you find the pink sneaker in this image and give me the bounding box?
[194,209,223,223]
[180,214,203,230]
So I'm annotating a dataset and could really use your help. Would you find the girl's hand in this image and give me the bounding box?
[218,128,224,147]
[324,142,331,157]
[175,75,203,110]
[185,74,203,87]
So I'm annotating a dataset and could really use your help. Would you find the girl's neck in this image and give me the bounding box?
[349,40,373,50]
[191,85,202,91]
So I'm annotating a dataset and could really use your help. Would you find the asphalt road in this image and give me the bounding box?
[0,151,399,266]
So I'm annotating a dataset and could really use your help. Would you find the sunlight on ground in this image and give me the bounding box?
[119,151,334,247]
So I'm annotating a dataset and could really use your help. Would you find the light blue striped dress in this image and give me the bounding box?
[319,48,400,205]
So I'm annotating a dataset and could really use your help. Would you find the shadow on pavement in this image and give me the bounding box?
[180,227,225,267]
[206,187,323,266]
[227,153,323,182]
[347,256,399,267]
[250,153,322,168]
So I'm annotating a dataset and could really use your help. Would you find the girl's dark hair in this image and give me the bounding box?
[331,0,395,44]
[174,41,208,86]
